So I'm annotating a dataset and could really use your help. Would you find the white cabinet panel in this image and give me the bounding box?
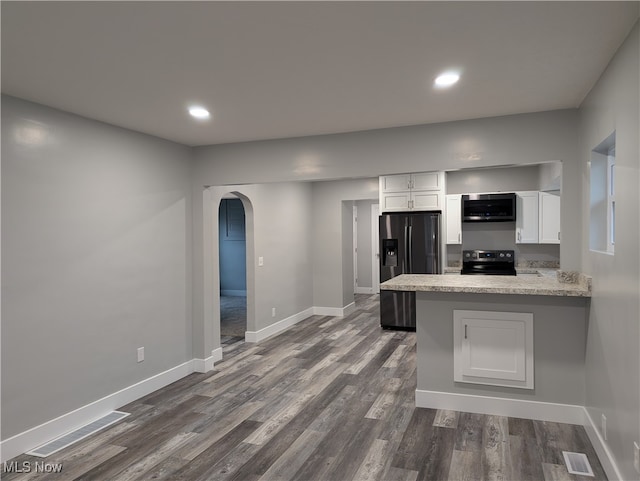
[516,191,539,244]
[454,310,534,389]
[412,172,441,191]
[411,191,440,210]
[380,192,410,211]
[539,192,561,244]
[380,174,411,193]
[445,194,462,244]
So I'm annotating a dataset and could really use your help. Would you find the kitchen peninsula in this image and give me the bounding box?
[381,270,592,424]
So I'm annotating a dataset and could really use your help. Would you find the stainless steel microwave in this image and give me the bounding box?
[462,193,516,222]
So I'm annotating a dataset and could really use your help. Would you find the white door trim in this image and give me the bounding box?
[371,204,380,294]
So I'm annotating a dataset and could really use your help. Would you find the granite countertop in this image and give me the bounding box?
[381,270,592,297]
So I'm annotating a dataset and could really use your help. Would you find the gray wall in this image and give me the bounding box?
[445,164,543,194]
[416,292,589,406]
[1,95,193,439]
[310,179,379,308]
[206,183,314,337]
[579,22,639,480]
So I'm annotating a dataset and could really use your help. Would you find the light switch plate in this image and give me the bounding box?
[634,441,639,473]
[137,347,144,363]
[258,256,264,267]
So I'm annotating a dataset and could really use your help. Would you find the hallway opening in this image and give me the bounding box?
[218,194,247,345]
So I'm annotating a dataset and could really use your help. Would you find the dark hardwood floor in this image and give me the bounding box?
[2,294,607,481]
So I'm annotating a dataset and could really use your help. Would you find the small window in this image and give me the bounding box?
[589,132,615,254]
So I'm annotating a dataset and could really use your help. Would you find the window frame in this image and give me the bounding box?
[606,147,615,253]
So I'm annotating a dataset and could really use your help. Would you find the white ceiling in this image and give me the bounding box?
[2,2,638,147]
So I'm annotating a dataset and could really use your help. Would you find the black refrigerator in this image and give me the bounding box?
[379,211,441,330]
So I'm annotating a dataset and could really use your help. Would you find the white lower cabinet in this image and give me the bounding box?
[454,310,534,389]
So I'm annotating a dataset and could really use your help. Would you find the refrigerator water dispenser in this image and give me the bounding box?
[382,239,398,266]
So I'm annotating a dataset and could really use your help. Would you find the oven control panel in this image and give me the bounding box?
[463,250,514,263]
[461,250,516,275]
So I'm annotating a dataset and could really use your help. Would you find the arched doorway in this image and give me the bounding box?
[218,193,247,345]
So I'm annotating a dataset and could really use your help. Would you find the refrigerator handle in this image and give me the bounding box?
[404,223,409,273]
[407,224,413,273]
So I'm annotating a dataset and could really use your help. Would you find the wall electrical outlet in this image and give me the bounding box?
[634,442,639,473]
[137,347,144,363]
[272,307,276,317]
[601,414,607,441]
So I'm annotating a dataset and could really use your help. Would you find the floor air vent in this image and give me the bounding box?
[27,411,130,458]
[562,451,594,477]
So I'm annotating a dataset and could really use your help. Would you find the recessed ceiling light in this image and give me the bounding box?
[434,72,460,88]
[188,106,210,119]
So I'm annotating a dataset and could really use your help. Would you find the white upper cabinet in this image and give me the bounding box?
[515,191,539,244]
[411,172,441,191]
[411,191,441,210]
[379,172,444,212]
[445,194,462,244]
[380,174,412,193]
[539,192,561,244]
[380,191,412,212]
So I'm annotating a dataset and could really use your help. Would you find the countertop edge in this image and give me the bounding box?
[381,284,591,297]
[380,271,592,298]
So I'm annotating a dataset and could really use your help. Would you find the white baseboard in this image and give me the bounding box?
[415,389,585,425]
[1,360,195,463]
[245,307,315,343]
[244,302,358,343]
[583,407,623,481]
[313,301,356,317]
[193,348,223,373]
[211,347,223,364]
[220,290,246,297]
[355,287,374,294]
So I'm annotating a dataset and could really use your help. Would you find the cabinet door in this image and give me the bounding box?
[380,174,411,193]
[516,191,539,244]
[445,194,462,244]
[454,310,534,389]
[411,172,441,191]
[411,191,440,210]
[380,192,410,211]
[539,192,561,244]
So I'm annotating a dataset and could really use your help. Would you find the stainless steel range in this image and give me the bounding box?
[461,249,516,276]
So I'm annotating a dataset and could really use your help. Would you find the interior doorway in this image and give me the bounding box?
[353,200,380,295]
[218,194,247,344]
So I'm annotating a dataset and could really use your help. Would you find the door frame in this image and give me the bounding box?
[371,203,380,293]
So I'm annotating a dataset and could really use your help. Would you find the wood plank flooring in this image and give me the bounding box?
[2,294,607,481]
